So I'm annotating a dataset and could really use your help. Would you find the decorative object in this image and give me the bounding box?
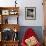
[2,28,13,41]
[13,32,18,41]
[2,16,8,24]
[9,10,18,15]
[15,0,17,7]
[25,7,36,20]
[21,28,41,46]
[2,10,9,15]
[5,18,8,24]
[14,28,17,32]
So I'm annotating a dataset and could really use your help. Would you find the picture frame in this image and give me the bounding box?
[25,7,36,20]
[2,10,9,15]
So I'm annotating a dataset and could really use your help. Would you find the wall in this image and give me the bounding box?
[0,0,44,26]
[18,0,44,26]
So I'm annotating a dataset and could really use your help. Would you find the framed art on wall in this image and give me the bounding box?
[25,7,36,20]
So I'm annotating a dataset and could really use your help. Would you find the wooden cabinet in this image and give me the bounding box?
[0,7,20,46]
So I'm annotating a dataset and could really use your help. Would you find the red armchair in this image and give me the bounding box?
[21,28,41,46]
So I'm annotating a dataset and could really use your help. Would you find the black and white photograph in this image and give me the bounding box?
[25,7,36,20]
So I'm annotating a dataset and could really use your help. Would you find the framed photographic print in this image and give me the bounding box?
[2,10,9,15]
[25,7,36,20]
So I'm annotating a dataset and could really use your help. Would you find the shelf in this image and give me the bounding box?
[1,41,19,46]
[0,7,19,10]
[0,24,20,32]
[2,40,19,43]
[0,7,20,46]
[0,7,19,16]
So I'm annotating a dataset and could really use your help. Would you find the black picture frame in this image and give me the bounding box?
[25,7,36,20]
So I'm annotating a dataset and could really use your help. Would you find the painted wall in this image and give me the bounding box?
[0,0,44,26]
